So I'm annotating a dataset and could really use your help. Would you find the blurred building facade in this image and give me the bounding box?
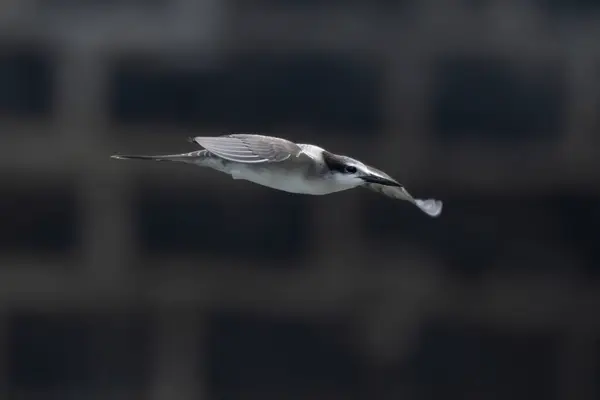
[0,0,599,399]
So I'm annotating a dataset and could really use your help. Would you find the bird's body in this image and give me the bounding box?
[111,134,443,217]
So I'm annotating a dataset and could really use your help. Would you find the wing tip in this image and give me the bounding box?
[415,199,443,217]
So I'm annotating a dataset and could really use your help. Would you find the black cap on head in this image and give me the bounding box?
[322,151,351,173]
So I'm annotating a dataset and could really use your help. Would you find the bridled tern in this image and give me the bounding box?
[111,133,442,217]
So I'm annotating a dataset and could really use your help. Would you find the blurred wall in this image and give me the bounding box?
[0,0,599,399]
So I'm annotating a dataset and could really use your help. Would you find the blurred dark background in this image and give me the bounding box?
[0,0,599,399]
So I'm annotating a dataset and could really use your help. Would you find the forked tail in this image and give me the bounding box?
[110,150,205,163]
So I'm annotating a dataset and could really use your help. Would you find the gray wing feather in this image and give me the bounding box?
[191,134,304,164]
[364,183,413,201]
[364,184,443,217]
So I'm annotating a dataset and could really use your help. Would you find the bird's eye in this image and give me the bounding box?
[345,166,357,173]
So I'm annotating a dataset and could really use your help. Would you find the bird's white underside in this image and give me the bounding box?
[230,166,354,195]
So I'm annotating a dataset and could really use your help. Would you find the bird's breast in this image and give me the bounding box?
[226,164,346,195]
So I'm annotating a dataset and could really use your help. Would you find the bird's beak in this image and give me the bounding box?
[360,173,402,187]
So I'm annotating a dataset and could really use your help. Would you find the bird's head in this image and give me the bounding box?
[322,151,402,188]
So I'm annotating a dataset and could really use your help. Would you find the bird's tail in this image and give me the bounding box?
[110,150,205,163]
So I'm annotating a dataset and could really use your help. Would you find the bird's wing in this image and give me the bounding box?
[363,183,443,217]
[191,134,306,164]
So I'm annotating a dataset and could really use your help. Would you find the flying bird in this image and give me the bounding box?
[111,134,442,217]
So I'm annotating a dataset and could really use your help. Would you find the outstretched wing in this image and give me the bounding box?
[364,183,443,217]
[191,134,305,164]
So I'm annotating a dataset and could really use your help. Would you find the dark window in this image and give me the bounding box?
[0,180,78,255]
[110,52,382,134]
[538,0,600,16]
[8,313,90,391]
[360,191,579,277]
[38,0,166,9]
[0,45,54,117]
[551,194,600,275]
[8,312,150,392]
[135,183,309,262]
[206,311,362,397]
[239,0,406,9]
[431,55,565,141]
[407,321,558,400]
[360,189,505,277]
